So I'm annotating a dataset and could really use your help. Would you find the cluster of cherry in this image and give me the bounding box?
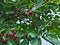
[0,30,18,44]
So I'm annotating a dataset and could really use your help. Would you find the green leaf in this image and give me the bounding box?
[28,33,37,38]
[7,41,13,45]
[50,0,60,3]
[43,36,60,45]
[31,38,41,45]
[0,0,4,3]
[21,39,29,45]
[8,37,20,45]
[0,19,5,24]
[32,0,43,11]
[15,25,21,31]
[0,30,4,33]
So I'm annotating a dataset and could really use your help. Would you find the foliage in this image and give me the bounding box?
[0,0,60,45]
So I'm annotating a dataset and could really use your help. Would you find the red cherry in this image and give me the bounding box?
[5,33,8,36]
[10,33,14,38]
[13,36,18,41]
[0,34,2,36]
[19,16,22,19]
[17,9,20,13]
[17,16,22,19]
[13,31,16,35]
[29,10,33,15]
[2,34,4,36]
[0,34,3,36]
[0,34,2,38]
[23,13,28,18]
[3,38,8,43]
[24,13,27,16]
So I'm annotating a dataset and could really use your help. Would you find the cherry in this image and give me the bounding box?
[6,33,8,36]
[13,36,18,41]
[3,38,8,43]
[29,10,33,15]
[17,9,20,13]
[13,31,16,35]
[19,16,22,19]
[0,34,3,36]
[17,16,22,19]
[4,33,8,37]
[0,34,2,36]
[10,33,14,38]
[2,34,4,36]
[23,13,27,16]
[0,34,2,38]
